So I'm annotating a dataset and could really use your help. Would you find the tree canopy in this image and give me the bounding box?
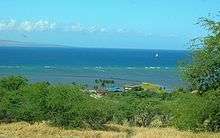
[182,17,220,91]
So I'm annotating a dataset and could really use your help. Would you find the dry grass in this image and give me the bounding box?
[0,122,219,138]
[0,122,127,138]
[132,127,220,138]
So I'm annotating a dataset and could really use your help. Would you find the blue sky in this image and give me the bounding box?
[0,0,219,50]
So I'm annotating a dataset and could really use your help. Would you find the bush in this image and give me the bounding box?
[0,76,28,91]
[0,82,49,123]
[0,76,219,132]
[202,90,220,132]
[46,85,111,129]
[0,89,23,122]
[111,92,169,127]
[0,78,113,129]
[14,82,50,122]
[165,91,220,132]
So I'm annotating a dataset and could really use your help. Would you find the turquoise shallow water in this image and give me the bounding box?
[0,66,183,89]
[0,47,190,89]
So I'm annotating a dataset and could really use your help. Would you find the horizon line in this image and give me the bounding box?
[0,39,189,51]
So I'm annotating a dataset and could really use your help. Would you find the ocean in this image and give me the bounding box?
[0,47,190,89]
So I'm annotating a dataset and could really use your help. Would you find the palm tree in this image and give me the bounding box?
[94,79,115,92]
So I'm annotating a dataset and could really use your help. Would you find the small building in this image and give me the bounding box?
[107,87,123,92]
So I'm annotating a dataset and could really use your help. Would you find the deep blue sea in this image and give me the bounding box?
[0,47,190,89]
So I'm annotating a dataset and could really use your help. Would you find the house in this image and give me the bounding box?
[107,87,123,92]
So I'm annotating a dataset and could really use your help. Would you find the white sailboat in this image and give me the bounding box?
[155,53,159,58]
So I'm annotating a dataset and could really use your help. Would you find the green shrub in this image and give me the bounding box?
[0,76,219,132]
[0,90,23,122]
[121,91,163,99]
[0,82,49,123]
[0,78,112,129]
[0,76,28,91]
[165,91,220,132]
[46,85,111,129]
[111,93,169,127]
[201,90,220,132]
[14,82,50,122]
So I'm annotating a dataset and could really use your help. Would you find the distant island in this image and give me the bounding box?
[0,39,72,48]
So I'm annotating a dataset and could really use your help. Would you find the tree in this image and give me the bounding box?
[182,17,220,91]
[94,79,115,91]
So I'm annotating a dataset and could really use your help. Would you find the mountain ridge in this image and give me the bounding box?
[0,39,69,48]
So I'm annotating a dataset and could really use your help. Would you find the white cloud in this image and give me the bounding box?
[70,23,84,32]
[116,28,129,33]
[19,21,33,32]
[0,19,57,32]
[34,20,51,31]
[88,26,98,33]
[100,28,107,32]
[49,23,56,29]
[0,19,16,31]
[68,24,108,33]
[0,19,142,35]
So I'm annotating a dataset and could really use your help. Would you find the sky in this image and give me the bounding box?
[0,0,219,50]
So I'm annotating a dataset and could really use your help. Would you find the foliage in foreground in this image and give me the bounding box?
[0,76,112,129]
[182,18,220,92]
[0,76,219,132]
[163,90,220,132]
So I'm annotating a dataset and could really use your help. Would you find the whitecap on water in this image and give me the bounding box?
[0,66,21,69]
[44,66,56,69]
[127,67,135,70]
